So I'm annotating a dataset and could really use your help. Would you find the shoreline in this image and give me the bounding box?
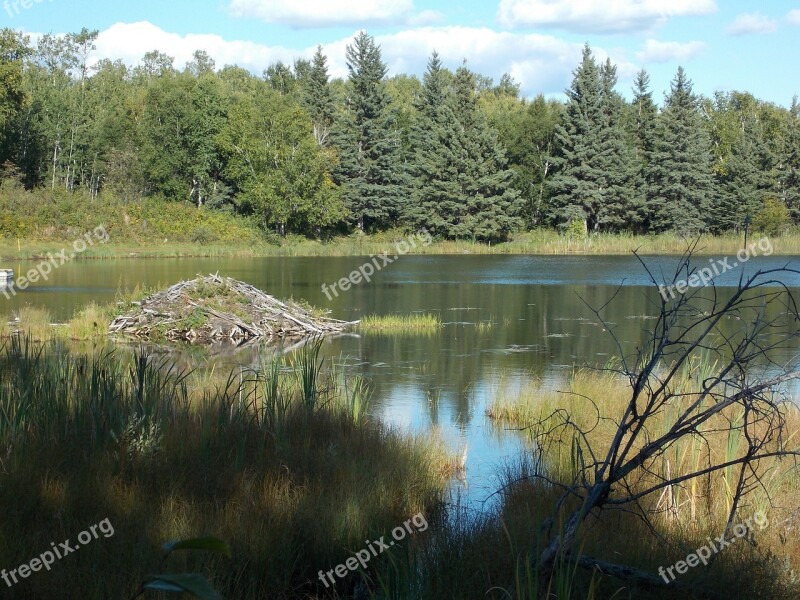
[1,231,795,261]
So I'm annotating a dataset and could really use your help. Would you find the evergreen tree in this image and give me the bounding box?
[713,109,775,232]
[645,67,716,233]
[596,58,638,230]
[334,32,404,232]
[410,60,520,241]
[452,66,521,241]
[630,69,657,158]
[407,52,460,233]
[302,46,335,147]
[549,45,633,232]
[780,97,800,221]
[628,69,658,230]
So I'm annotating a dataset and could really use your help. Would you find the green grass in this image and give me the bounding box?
[358,313,442,333]
[4,229,798,260]
[2,181,797,261]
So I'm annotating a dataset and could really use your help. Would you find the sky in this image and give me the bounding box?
[3,0,799,106]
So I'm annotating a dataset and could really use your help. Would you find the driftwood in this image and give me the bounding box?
[109,273,356,344]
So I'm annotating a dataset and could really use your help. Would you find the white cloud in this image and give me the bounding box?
[636,39,706,63]
[82,22,636,98]
[786,9,800,26]
[227,0,415,27]
[497,0,718,33]
[727,12,778,35]
[93,22,299,74]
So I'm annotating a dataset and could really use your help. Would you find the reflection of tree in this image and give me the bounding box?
[334,280,795,431]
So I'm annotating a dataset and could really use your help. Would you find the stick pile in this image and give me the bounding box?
[109,273,355,344]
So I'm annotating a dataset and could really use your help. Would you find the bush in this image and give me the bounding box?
[190,226,216,244]
[752,198,791,237]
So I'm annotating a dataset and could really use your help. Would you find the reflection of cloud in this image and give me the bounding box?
[786,9,800,26]
[227,0,415,27]
[637,40,707,64]
[727,12,778,36]
[87,22,636,97]
[497,0,718,33]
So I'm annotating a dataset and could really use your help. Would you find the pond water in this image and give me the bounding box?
[3,253,799,512]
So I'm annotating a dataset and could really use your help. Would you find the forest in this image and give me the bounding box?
[1,27,799,242]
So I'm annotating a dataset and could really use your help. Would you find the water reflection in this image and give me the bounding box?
[5,254,799,511]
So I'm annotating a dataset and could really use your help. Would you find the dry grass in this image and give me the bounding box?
[14,305,53,341]
[6,228,800,260]
[0,340,453,599]
[484,367,800,599]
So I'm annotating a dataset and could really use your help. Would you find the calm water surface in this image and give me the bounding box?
[4,254,799,511]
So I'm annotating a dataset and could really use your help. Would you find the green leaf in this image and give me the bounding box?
[162,536,231,558]
[143,574,222,600]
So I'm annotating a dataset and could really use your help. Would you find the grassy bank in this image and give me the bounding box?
[0,338,454,599]
[4,229,800,261]
[2,187,798,260]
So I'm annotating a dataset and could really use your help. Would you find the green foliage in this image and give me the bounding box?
[409,56,521,241]
[217,82,344,235]
[780,98,800,219]
[134,537,230,599]
[548,45,637,232]
[0,32,798,241]
[0,186,263,243]
[333,32,406,232]
[645,67,716,233]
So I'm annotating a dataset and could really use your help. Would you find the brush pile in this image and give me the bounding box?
[109,273,355,344]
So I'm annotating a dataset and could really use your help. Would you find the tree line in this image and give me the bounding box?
[1,28,798,241]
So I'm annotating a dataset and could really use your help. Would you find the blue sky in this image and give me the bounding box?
[3,0,799,106]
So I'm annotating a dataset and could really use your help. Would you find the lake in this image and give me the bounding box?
[3,253,799,511]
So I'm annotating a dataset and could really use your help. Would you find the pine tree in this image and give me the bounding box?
[409,59,520,241]
[303,46,335,146]
[407,52,460,233]
[713,109,775,232]
[646,67,716,233]
[780,97,800,221]
[452,65,521,241]
[333,32,405,232]
[596,58,637,230]
[630,69,657,158]
[628,69,658,230]
[549,45,633,232]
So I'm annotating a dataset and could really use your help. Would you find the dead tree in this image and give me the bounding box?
[528,244,800,587]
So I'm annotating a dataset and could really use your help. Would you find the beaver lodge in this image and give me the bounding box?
[109,273,356,344]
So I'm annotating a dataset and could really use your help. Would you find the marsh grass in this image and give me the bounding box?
[0,338,453,599]
[14,305,52,341]
[481,367,800,599]
[358,313,442,333]
[64,302,113,340]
